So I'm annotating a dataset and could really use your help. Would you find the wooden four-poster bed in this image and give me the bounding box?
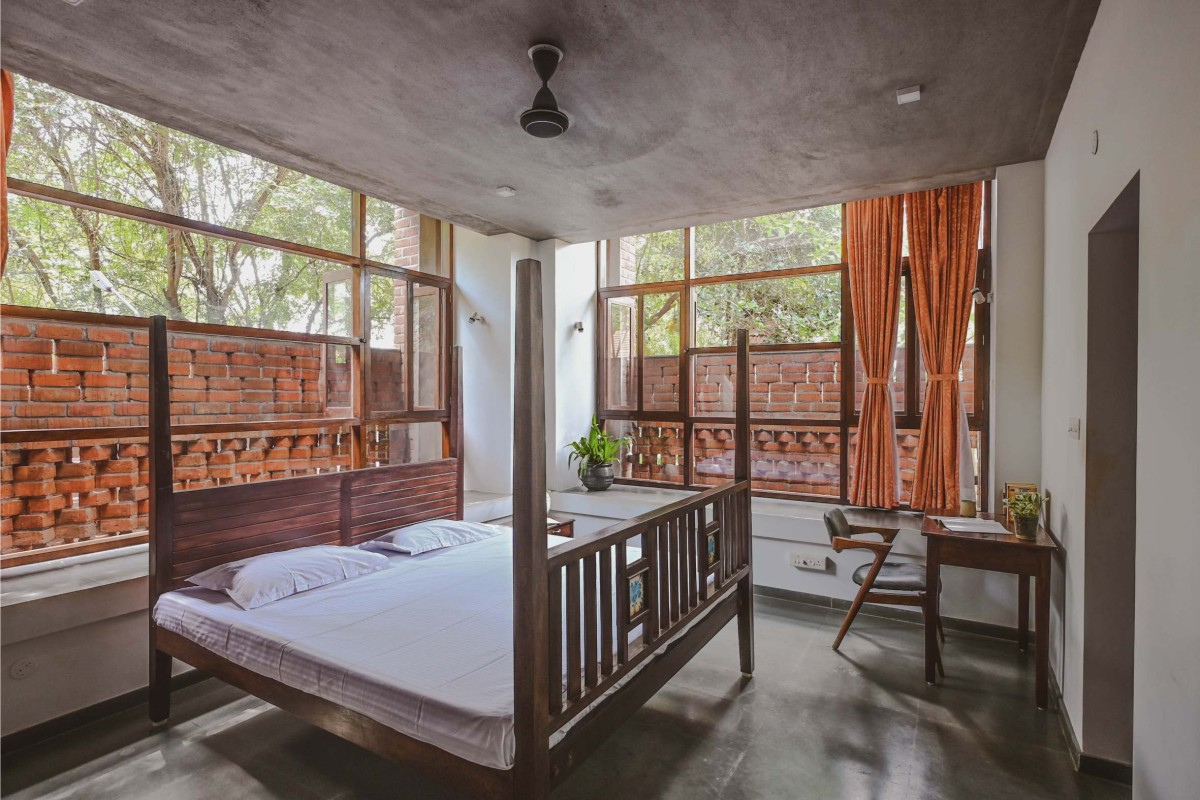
[147,259,755,799]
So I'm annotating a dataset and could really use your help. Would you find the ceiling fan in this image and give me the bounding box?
[520,44,570,138]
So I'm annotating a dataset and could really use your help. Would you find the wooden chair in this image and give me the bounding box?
[824,509,943,673]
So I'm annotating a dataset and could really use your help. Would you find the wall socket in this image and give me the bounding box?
[790,553,828,571]
[1068,417,1081,439]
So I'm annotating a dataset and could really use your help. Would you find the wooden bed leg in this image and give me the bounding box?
[737,575,755,678]
[149,646,172,723]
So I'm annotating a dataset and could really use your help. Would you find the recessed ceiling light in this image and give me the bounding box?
[896,85,922,105]
[496,186,517,198]
[60,0,86,5]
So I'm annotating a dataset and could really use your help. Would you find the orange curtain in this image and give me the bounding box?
[1,70,13,278]
[847,195,903,508]
[905,182,983,511]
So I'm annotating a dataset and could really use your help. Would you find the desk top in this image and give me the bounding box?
[921,511,1059,550]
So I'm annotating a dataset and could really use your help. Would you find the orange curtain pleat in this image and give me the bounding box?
[846,195,903,508]
[905,182,983,511]
[1,70,13,278]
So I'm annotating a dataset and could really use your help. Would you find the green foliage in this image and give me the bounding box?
[2,75,357,333]
[1009,492,1042,518]
[566,416,628,476]
[693,207,842,278]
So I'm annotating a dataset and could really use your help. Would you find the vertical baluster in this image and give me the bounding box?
[698,504,710,600]
[600,547,613,676]
[583,553,598,689]
[658,522,670,630]
[616,540,628,664]
[689,508,700,608]
[548,564,563,715]
[667,520,676,623]
[683,511,694,610]
[566,559,581,702]
[646,524,660,644]
[673,516,684,621]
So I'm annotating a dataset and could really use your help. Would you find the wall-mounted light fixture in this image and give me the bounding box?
[573,321,584,333]
[468,312,486,325]
[972,288,993,305]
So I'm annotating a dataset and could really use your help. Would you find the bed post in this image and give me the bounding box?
[450,345,465,520]
[147,315,175,722]
[511,259,550,799]
[734,328,755,678]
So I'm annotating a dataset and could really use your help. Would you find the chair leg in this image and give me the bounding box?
[919,595,945,678]
[833,580,874,651]
[937,616,945,644]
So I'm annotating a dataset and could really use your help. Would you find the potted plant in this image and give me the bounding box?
[566,417,627,491]
[1008,492,1042,540]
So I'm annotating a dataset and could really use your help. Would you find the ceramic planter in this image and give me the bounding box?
[581,462,615,491]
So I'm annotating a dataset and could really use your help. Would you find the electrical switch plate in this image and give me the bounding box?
[790,553,828,571]
[1068,417,1081,439]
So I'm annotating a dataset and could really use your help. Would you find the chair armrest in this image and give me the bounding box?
[847,524,901,543]
[831,536,892,556]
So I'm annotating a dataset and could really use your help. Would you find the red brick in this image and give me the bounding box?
[16,402,67,417]
[83,387,129,402]
[0,321,33,337]
[2,353,53,370]
[82,373,128,388]
[87,327,133,344]
[34,323,87,341]
[13,464,56,481]
[56,340,105,357]
[26,448,68,463]
[118,443,150,458]
[170,335,210,351]
[1,338,53,354]
[99,518,137,534]
[31,371,81,387]
[56,461,97,478]
[78,446,112,460]
[12,529,55,547]
[209,340,245,353]
[55,476,97,493]
[56,523,99,540]
[1,368,29,385]
[57,356,104,372]
[31,387,82,402]
[1,497,26,515]
[106,344,147,360]
[107,359,149,374]
[14,512,56,529]
[58,507,99,524]
[77,489,112,507]
[97,472,137,489]
[67,403,114,417]
[102,459,138,474]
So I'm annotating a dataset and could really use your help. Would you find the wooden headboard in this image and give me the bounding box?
[148,316,465,597]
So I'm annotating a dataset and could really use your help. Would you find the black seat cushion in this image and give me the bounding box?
[852,561,926,592]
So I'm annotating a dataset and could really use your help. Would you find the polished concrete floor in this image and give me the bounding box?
[2,597,1130,800]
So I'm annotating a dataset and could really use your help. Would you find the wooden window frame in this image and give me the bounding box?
[595,183,993,509]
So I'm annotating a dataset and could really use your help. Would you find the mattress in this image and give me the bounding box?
[154,531,649,770]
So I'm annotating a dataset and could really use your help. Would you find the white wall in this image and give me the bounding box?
[539,240,598,491]
[454,230,535,494]
[1039,0,1200,794]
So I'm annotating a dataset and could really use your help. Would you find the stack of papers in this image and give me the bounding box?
[930,516,1011,535]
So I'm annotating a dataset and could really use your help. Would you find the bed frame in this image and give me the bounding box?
[148,259,755,799]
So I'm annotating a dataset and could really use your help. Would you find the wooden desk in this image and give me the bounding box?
[921,512,1059,709]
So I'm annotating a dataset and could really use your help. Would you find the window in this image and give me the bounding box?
[597,193,991,507]
[1,74,454,567]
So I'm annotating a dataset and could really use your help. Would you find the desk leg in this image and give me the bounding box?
[1018,574,1030,652]
[925,542,940,685]
[1036,556,1051,709]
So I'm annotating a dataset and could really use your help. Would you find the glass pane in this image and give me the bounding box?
[326,344,354,412]
[9,75,352,253]
[693,349,841,420]
[694,272,840,347]
[3,195,341,332]
[324,274,352,337]
[692,424,737,487]
[693,205,842,278]
[413,284,442,409]
[641,292,680,412]
[752,426,841,496]
[605,298,637,410]
[368,273,408,412]
[854,276,907,414]
[606,420,685,484]
[365,421,445,466]
[365,196,428,270]
[616,230,684,285]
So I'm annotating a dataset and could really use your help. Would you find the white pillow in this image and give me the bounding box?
[188,545,389,610]
[370,519,504,555]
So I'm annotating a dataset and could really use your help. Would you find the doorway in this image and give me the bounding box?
[1082,172,1138,770]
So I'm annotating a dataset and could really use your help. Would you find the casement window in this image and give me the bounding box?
[0,75,453,566]
[596,191,991,505]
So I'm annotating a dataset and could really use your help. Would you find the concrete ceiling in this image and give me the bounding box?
[1,0,1099,243]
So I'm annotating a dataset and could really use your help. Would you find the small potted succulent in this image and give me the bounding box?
[1009,492,1043,540]
[566,416,627,491]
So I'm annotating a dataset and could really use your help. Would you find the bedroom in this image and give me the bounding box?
[1,1,1198,799]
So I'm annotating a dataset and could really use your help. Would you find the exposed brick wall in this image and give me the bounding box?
[613,344,979,502]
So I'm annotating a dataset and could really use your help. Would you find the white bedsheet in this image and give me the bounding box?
[154,533,621,769]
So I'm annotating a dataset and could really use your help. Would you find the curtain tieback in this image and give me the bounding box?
[864,377,890,385]
[927,373,958,382]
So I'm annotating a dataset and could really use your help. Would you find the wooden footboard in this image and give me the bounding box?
[545,477,752,785]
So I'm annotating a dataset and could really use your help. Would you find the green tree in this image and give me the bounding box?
[3,75,353,332]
